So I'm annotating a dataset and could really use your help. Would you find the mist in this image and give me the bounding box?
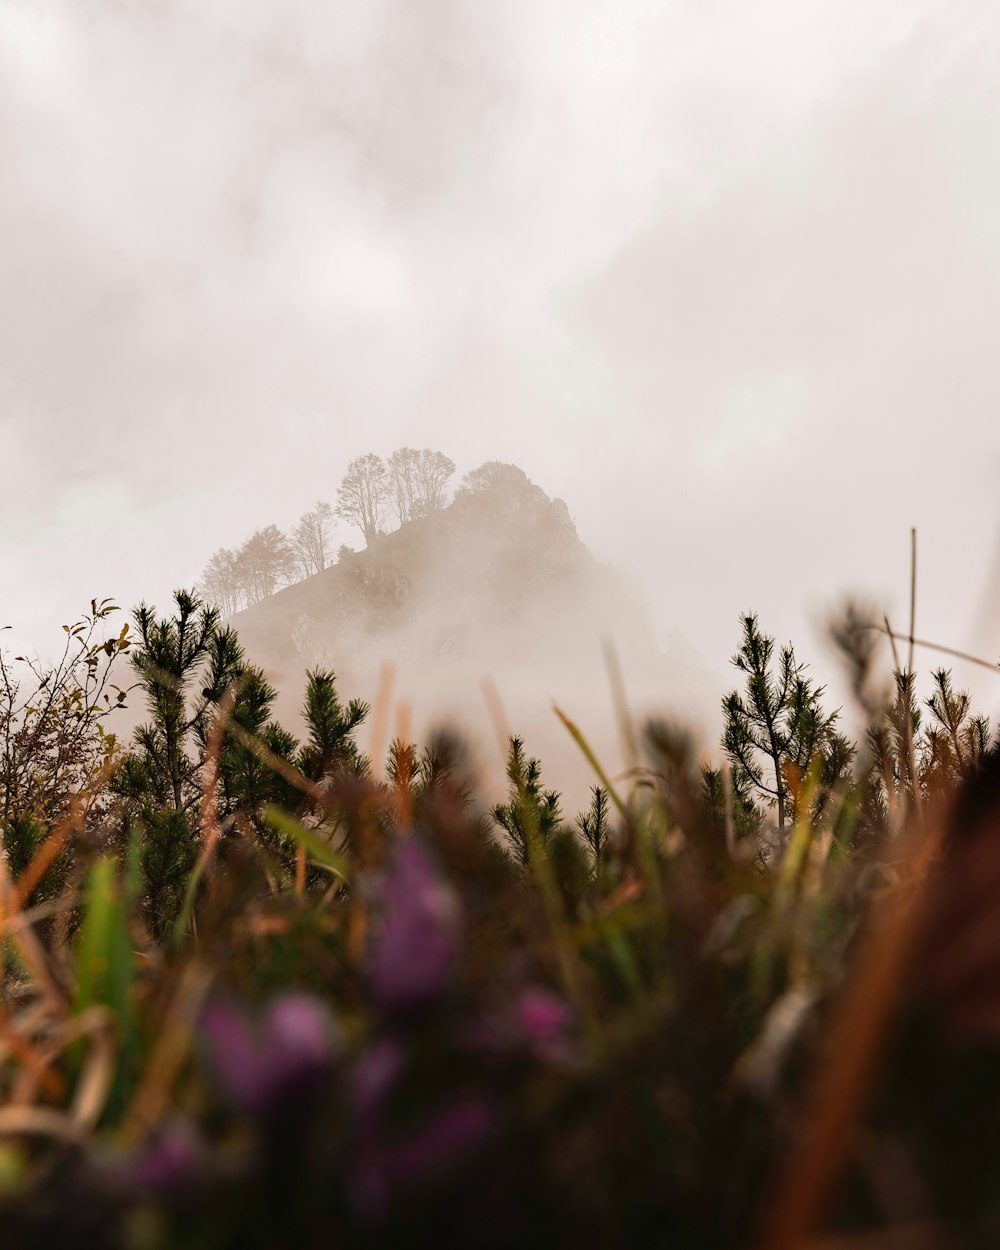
[219,469,715,803]
[2,0,999,781]
[5,11,1000,1237]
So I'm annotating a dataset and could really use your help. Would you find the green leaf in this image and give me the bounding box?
[74,857,133,1037]
[261,804,350,880]
[552,705,628,821]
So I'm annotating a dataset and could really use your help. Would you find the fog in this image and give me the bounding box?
[224,475,720,800]
[2,1,998,790]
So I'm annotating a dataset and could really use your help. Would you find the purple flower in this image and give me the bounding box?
[516,988,572,1048]
[265,994,332,1082]
[350,1088,493,1220]
[382,1096,493,1183]
[200,993,338,1115]
[469,987,575,1063]
[370,842,460,1011]
[353,1038,406,1123]
[130,1119,204,1195]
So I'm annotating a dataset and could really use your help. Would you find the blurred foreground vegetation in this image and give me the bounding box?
[0,590,998,1248]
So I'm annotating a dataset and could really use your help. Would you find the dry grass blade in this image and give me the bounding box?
[173,687,235,942]
[858,620,1000,676]
[0,1107,84,1142]
[391,701,414,832]
[908,527,917,677]
[122,960,213,1142]
[199,686,231,851]
[367,661,395,779]
[551,704,629,823]
[224,717,323,802]
[0,880,68,1016]
[0,1013,65,1100]
[602,637,639,782]
[295,842,307,896]
[758,803,946,1250]
[480,676,512,765]
[69,1008,117,1130]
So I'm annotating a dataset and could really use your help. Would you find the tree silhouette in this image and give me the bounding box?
[113,591,224,931]
[239,525,296,601]
[387,448,455,522]
[922,668,992,787]
[0,600,132,897]
[292,501,335,578]
[336,454,388,546]
[456,461,530,498]
[200,547,243,616]
[722,613,839,836]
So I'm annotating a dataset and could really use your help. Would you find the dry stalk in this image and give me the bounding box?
[121,959,213,1142]
[758,793,949,1250]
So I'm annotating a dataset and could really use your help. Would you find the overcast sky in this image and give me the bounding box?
[2,0,998,730]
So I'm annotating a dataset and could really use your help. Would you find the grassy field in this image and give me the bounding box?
[0,591,997,1248]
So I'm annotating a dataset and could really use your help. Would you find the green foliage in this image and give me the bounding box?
[128,590,219,813]
[491,735,562,868]
[923,667,992,787]
[701,764,763,843]
[260,805,350,879]
[1,592,998,1248]
[576,784,614,868]
[298,669,370,783]
[74,855,133,1029]
[114,593,371,932]
[0,600,131,899]
[722,612,841,834]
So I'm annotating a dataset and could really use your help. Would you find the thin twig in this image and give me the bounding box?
[908,527,917,676]
[858,622,998,675]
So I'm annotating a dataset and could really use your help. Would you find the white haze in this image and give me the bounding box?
[1,0,998,794]
[228,484,718,800]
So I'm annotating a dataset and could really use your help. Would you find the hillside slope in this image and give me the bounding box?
[230,471,714,799]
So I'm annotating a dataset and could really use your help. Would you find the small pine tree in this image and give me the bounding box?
[722,613,840,836]
[922,668,992,789]
[297,670,370,784]
[701,765,763,843]
[114,592,308,931]
[575,785,613,869]
[491,736,562,869]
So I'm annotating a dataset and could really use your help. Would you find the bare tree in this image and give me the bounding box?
[200,547,244,617]
[1,601,132,872]
[336,453,388,545]
[456,461,530,497]
[238,525,296,604]
[387,448,455,524]
[412,449,455,515]
[387,448,419,524]
[292,501,334,577]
